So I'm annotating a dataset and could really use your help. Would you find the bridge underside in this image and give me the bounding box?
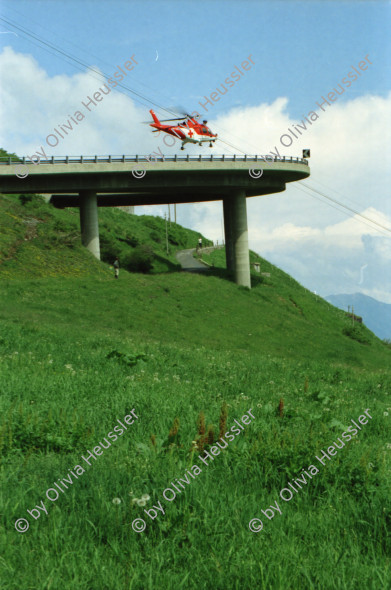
[0,158,310,288]
[49,185,285,208]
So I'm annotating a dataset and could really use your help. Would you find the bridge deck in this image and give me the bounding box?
[0,154,310,206]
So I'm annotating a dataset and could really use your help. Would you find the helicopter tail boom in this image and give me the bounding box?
[149,109,160,125]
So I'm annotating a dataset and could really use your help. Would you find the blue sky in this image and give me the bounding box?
[1,0,390,304]
[1,0,389,123]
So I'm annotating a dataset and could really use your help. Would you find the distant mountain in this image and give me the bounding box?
[325,293,391,341]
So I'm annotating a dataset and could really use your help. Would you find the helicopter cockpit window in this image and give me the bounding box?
[201,126,209,134]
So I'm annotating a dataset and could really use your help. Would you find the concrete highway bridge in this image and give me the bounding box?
[0,154,310,288]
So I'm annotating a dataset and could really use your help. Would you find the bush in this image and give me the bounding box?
[124,245,154,273]
[99,232,119,263]
[343,324,371,345]
[126,235,139,247]
[168,232,179,246]
[118,235,140,247]
[19,194,33,206]
[149,231,162,244]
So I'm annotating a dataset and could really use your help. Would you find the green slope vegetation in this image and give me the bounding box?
[1,270,390,370]
[1,194,391,590]
[0,193,211,279]
[1,193,389,368]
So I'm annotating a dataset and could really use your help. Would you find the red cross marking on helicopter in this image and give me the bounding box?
[188,130,194,137]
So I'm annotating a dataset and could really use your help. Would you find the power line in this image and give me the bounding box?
[300,182,391,235]
[2,4,179,107]
[0,16,179,118]
[0,15,259,155]
[293,183,391,238]
[2,14,389,236]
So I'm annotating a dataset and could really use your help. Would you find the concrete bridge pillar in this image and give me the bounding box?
[224,191,251,288]
[79,191,100,259]
[223,197,234,272]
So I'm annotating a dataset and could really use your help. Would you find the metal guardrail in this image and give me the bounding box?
[0,155,309,166]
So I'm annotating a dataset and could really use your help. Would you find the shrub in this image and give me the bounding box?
[149,230,162,244]
[168,232,179,246]
[19,194,33,206]
[118,235,140,247]
[343,324,371,345]
[99,232,119,263]
[126,235,139,247]
[124,245,154,273]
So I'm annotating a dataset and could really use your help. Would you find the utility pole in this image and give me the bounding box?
[174,203,176,224]
[168,204,171,225]
[164,213,169,254]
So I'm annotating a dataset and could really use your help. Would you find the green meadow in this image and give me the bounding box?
[1,195,391,589]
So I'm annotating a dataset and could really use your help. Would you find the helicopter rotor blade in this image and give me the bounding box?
[170,105,200,118]
[142,117,185,123]
[159,117,187,122]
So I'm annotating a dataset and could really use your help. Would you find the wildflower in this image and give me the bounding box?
[65,364,73,370]
[257,403,262,408]
[386,443,391,450]
[141,494,150,501]
[48,359,53,364]
[112,498,121,505]
[128,491,134,496]
[131,498,139,505]
[243,396,249,400]
[384,412,389,417]
[137,499,147,507]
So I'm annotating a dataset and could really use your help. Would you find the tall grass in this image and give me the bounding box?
[1,276,390,589]
[1,195,390,589]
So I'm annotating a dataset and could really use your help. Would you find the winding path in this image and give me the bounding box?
[175,248,209,272]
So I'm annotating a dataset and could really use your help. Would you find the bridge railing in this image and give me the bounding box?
[0,154,309,166]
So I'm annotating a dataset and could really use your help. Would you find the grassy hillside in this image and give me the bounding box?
[1,193,390,368]
[0,193,212,278]
[1,195,391,590]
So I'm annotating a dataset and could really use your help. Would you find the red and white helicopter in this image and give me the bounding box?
[148,109,218,150]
